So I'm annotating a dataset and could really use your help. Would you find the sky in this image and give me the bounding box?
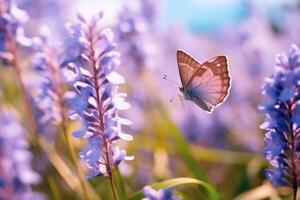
[74,0,296,32]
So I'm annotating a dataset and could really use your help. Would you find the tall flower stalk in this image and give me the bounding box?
[0,2,62,198]
[64,13,133,199]
[116,0,157,75]
[0,107,44,200]
[32,27,90,200]
[0,0,37,136]
[260,44,300,200]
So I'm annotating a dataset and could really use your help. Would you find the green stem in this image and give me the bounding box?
[6,10,36,137]
[9,37,64,200]
[108,171,118,200]
[104,139,118,200]
[288,101,298,200]
[44,44,91,200]
[12,50,37,136]
[61,121,91,200]
[47,175,62,200]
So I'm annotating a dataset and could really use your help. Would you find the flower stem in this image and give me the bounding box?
[7,26,37,139]
[8,35,63,200]
[44,46,91,200]
[108,172,118,200]
[7,39,65,200]
[289,101,298,200]
[61,119,91,200]
[47,175,62,200]
[105,139,118,200]
[87,25,118,200]
[12,49,37,137]
[293,188,297,200]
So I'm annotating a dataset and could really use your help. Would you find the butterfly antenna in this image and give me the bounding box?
[163,74,181,87]
[178,94,185,109]
[170,87,178,102]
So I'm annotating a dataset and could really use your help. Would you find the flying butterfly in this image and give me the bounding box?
[176,50,231,112]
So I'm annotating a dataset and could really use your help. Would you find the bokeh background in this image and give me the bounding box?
[2,0,300,199]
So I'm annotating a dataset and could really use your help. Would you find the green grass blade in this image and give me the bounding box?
[128,177,220,200]
[113,168,127,199]
[165,119,209,182]
[40,138,102,200]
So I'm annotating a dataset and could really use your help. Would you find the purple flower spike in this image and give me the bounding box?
[260,45,300,192]
[0,107,45,200]
[0,0,32,66]
[143,186,180,200]
[31,26,68,125]
[64,12,133,178]
[116,0,157,74]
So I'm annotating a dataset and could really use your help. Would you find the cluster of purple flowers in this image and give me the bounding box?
[260,44,300,189]
[116,0,157,74]
[0,0,32,65]
[64,12,133,178]
[31,27,67,125]
[143,186,180,200]
[5,0,300,199]
[0,107,44,200]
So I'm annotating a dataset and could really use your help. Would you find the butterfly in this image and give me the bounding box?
[177,50,231,112]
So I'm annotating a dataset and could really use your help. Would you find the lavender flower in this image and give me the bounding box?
[0,107,44,200]
[116,0,157,74]
[259,45,300,193]
[31,27,67,125]
[143,186,180,200]
[64,12,133,179]
[139,0,158,24]
[0,0,32,65]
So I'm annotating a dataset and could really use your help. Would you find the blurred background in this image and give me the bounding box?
[2,0,300,199]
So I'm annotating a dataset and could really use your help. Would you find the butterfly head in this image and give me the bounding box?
[179,87,184,93]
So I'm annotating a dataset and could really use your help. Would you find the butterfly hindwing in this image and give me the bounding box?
[176,50,230,112]
[186,56,230,112]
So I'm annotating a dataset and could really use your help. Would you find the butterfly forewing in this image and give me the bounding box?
[176,49,231,112]
[187,56,230,112]
[177,50,202,87]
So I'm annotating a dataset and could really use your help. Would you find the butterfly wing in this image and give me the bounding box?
[186,56,230,112]
[177,50,201,87]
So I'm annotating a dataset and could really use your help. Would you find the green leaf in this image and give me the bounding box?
[39,138,102,200]
[128,177,221,200]
[233,184,280,200]
[165,119,209,182]
[148,104,209,183]
[113,168,127,199]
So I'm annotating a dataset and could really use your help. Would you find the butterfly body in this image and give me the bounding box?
[179,86,210,111]
[177,50,230,112]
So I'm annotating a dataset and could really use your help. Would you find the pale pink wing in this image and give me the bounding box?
[177,50,201,87]
[187,56,230,112]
